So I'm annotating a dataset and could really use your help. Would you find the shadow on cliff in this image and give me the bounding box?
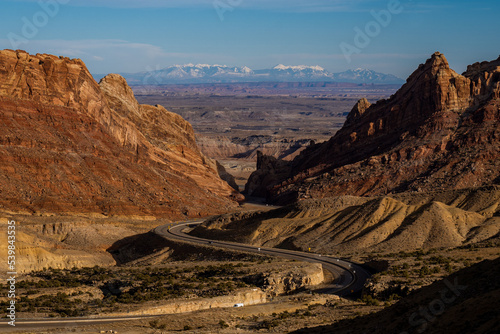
[106,231,267,265]
[106,232,173,265]
[290,257,500,334]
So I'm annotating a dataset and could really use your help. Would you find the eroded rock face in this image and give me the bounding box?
[244,151,292,198]
[261,263,324,296]
[0,217,136,274]
[0,50,238,217]
[196,135,312,161]
[246,52,500,203]
[216,161,240,191]
[244,263,324,296]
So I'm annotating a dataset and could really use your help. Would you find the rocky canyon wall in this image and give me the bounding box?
[0,50,240,218]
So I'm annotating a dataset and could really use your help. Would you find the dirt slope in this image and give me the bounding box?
[291,256,500,334]
[191,186,500,255]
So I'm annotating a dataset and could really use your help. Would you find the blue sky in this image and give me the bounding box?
[0,0,498,78]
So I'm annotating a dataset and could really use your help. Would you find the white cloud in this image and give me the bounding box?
[0,38,213,73]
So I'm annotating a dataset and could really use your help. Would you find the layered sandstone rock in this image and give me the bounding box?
[196,135,312,161]
[106,288,266,317]
[0,50,239,218]
[256,263,324,296]
[0,217,138,274]
[246,52,500,203]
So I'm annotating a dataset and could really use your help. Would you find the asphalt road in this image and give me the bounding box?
[1,217,370,331]
[155,220,371,297]
[0,315,156,332]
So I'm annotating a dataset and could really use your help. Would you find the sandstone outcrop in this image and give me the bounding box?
[244,151,293,197]
[0,216,139,275]
[106,288,266,317]
[245,263,325,296]
[246,53,500,203]
[197,135,312,161]
[0,50,239,218]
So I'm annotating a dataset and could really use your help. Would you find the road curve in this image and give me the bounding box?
[154,220,370,297]
[0,218,370,331]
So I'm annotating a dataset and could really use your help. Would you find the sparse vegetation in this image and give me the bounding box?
[149,319,159,328]
[261,319,280,329]
[0,263,257,317]
[219,320,229,328]
[362,244,500,304]
[359,295,381,306]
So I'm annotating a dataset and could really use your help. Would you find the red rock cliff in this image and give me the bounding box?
[246,52,500,203]
[0,49,239,218]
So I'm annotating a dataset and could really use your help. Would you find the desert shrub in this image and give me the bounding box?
[419,265,431,277]
[278,311,290,319]
[149,319,159,328]
[261,319,280,329]
[359,295,380,306]
[388,293,401,301]
[219,320,229,328]
[303,310,313,317]
[428,255,451,265]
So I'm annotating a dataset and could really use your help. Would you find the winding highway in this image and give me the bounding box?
[154,219,371,297]
[1,217,370,332]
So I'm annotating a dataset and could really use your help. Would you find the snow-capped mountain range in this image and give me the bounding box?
[117,64,404,85]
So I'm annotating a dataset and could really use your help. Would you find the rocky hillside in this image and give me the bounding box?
[246,52,500,203]
[0,216,140,274]
[197,135,312,161]
[292,256,500,334]
[0,50,240,218]
[190,185,500,255]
